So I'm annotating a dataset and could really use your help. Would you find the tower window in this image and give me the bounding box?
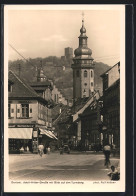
[84,70,87,77]
[91,70,93,77]
[76,70,79,77]
[91,82,93,86]
[84,83,87,86]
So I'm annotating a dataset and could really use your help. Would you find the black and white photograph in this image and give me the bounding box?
[4,5,125,192]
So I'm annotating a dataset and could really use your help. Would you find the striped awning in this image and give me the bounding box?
[8,128,33,139]
[39,128,58,140]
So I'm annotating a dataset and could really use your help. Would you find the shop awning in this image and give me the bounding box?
[8,128,33,139]
[40,128,58,140]
[48,131,58,140]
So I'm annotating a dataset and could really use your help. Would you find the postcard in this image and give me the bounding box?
[4,4,125,192]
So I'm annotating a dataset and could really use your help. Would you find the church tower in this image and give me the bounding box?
[37,60,46,82]
[71,16,95,102]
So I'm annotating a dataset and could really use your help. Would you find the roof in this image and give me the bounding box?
[105,78,120,92]
[100,61,120,77]
[30,81,52,87]
[8,70,45,100]
[80,100,98,117]
[70,97,91,114]
[72,91,100,122]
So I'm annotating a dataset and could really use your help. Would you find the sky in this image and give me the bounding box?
[7,5,124,66]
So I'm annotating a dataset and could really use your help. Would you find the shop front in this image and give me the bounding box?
[8,127,33,153]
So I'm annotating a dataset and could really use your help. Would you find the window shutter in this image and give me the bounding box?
[10,104,14,118]
[16,104,21,118]
[29,104,32,118]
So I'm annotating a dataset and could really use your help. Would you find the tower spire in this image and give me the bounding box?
[82,11,84,25]
[71,13,95,101]
[37,60,46,82]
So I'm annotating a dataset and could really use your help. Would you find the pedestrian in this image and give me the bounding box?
[38,143,44,157]
[27,146,29,152]
[112,143,116,157]
[107,165,120,180]
[103,143,111,168]
[47,146,50,154]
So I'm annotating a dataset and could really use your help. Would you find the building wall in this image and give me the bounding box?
[44,88,52,101]
[103,80,120,147]
[73,67,94,100]
[81,69,94,98]
[8,100,49,126]
[80,105,101,149]
[73,69,81,100]
[8,100,39,124]
[101,63,120,147]
[51,85,68,105]
[108,64,120,87]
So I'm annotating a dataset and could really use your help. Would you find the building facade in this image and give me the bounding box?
[80,99,103,150]
[71,18,95,102]
[101,62,120,148]
[8,71,56,154]
[51,82,68,106]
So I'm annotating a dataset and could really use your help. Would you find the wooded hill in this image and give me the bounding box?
[9,56,110,100]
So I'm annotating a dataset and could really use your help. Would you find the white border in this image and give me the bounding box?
[4,4,125,192]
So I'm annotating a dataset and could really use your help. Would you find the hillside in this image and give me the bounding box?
[8,57,110,100]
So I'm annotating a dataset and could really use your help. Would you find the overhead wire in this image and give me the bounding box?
[9,43,120,67]
[8,43,36,68]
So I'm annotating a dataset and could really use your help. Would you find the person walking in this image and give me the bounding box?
[47,146,50,154]
[38,144,44,157]
[103,143,111,168]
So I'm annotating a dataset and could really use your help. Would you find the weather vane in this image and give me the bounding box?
[82,11,84,20]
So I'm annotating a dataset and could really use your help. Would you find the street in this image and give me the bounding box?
[9,152,120,181]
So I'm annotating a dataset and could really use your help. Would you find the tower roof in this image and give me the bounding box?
[74,17,93,58]
[80,19,86,35]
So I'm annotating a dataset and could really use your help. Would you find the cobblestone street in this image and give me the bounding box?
[9,152,120,181]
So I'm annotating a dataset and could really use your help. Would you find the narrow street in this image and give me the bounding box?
[9,152,120,181]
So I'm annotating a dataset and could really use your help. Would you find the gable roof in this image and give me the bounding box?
[72,91,100,122]
[100,61,120,77]
[8,70,41,98]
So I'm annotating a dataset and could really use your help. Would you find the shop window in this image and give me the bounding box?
[84,70,87,77]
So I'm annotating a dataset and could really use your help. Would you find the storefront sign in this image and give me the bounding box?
[9,124,33,128]
[17,125,33,128]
